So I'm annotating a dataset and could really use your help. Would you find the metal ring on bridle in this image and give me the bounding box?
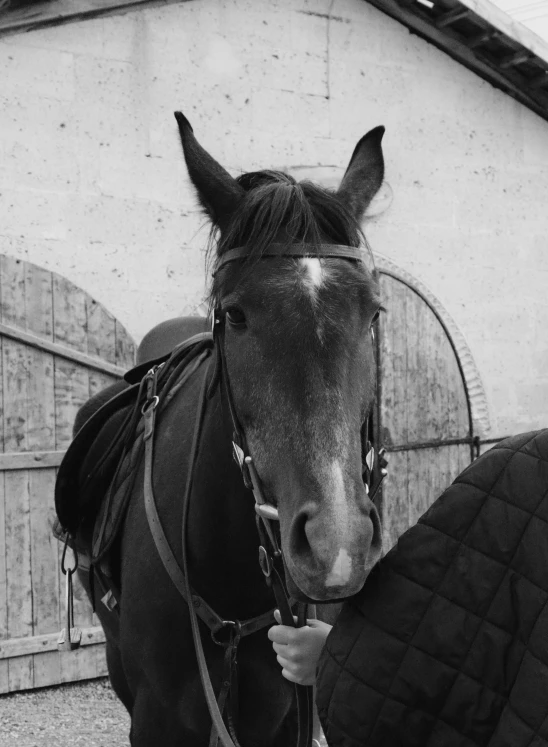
[211,620,241,646]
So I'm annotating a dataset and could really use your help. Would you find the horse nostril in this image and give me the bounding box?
[289,509,313,559]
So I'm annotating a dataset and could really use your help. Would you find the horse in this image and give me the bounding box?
[60,112,386,747]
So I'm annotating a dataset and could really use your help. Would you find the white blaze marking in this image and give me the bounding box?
[324,460,352,587]
[329,460,347,523]
[326,548,352,587]
[300,258,325,340]
[300,258,323,297]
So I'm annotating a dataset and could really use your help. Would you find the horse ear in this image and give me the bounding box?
[337,126,385,222]
[174,112,245,232]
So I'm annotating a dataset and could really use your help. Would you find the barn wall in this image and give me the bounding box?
[0,0,547,437]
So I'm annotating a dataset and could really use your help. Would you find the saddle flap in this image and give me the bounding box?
[55,382,140,532]
[91,425,145,562]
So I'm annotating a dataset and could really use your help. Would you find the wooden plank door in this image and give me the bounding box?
[376,271,473,551]
[0,255,136,693]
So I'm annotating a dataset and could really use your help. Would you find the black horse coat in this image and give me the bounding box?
[316,430,548,747]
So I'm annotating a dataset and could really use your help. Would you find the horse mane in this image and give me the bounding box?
[207,170,372,308]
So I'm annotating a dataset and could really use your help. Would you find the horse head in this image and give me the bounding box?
[175,112,384,602]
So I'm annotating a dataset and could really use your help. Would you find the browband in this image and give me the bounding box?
[216,243,365,271]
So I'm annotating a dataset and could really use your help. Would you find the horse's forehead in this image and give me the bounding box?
[232,258,377,323]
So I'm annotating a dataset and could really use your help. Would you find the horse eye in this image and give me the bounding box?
[371,309,381,326]
[226,307,246,327]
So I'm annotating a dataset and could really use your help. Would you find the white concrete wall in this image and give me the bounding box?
[0,0,547,437]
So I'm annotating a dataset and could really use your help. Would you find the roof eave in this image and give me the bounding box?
[365,0,548,123]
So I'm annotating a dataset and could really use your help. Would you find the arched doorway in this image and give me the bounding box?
[374,254,490,550]
[0,255,136,693]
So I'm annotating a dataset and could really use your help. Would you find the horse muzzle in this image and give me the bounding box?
[281,495,383,602]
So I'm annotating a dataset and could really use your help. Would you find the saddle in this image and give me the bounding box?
[125,315,209,384]
[54,318,212,568]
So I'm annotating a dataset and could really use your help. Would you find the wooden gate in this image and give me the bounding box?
[0,255,135,693]
[375,257,487,550]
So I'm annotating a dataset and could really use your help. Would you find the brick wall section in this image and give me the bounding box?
[0,0,547,436]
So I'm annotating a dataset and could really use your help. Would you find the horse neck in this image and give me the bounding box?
[184,375,275,621]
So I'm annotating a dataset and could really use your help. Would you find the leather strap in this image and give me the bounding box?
[256,520,314,747]
[179,364,239,747]
[209,626,242,747]
[216,243,366,272]
[143,351,277,747]
[143,357,274,638]
[272,573,313,747]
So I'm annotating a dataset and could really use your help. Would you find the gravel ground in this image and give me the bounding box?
[0,679,328,747]
[0,679,130,747]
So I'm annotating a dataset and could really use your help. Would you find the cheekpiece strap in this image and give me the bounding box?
[216,243,365,271]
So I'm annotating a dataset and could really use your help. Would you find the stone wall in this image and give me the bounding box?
[1,0,547,436]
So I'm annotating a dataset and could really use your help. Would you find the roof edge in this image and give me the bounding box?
[459,0,548,64]
[365,0,548,123]
[0,0,192,38]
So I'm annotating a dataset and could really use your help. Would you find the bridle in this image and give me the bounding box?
[142,242,387,747]
[212,242,387,523]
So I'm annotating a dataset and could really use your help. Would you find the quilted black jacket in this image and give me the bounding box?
[316,430,548,747]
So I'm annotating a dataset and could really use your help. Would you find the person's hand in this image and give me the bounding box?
[267,610,332,685]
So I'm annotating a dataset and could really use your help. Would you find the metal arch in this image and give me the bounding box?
[373,252,491,441]
[375,266,475,461]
